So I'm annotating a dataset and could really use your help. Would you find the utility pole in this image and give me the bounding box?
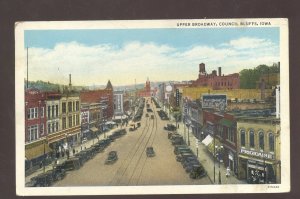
[26,47,28,89]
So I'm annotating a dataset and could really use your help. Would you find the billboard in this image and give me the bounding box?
[202,94,227,111]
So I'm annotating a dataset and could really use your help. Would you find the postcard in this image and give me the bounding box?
[15,18,289,195]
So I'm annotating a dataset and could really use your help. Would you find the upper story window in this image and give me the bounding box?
[228,128,234,143]
[240,129,245,147]
[27,107,38,119]
[249,130,255,148]
[56,105,59,117]
[269,132,275,152]
[48,106,51,118]
[76,101,79,111]
[259,131,264,151]
[62,102,66,113]
[68,102,72,113]
[62,117,66,130]
[41,107,44,118]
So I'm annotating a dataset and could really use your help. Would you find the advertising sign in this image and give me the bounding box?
[202,94,227,111]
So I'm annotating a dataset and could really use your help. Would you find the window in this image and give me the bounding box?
[62,117,66,129]
[28,125,38,142]
[68,116,72,128]
[240,130,245,147]
[48,106,51,118]
[249,130,255,148]
[52,105,55,118]
[34,107,38,118]
[62,102,66,113]
[41,107,44,118]
[68,102,72,113]
[76,101,79,111]
[52,122,55,132]
[269,133,275,152]
[48,123,51,134]
[28,108,38,119]
[40,124,44,134]
[259,131,264,150]
[56,105,58,117]
[76,114,79,125]
[56,122,59,131]
[228,128,234,142]
[73,101,75,111]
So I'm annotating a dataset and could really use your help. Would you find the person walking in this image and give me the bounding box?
[226,167,231,178]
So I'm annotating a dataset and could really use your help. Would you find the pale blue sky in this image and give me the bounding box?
[24,28,280,86]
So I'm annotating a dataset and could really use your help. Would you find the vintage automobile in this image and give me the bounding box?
[29,172,53,187]
[189,165,207,179]
[173,145,190,155]
[45,165,66,182]
[62,158,81,171]
[146,147,155,157]
[164,124,177,131]
[105,151,118,164]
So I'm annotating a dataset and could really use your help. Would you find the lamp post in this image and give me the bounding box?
[186,121,191,146]
[215,145,223,184]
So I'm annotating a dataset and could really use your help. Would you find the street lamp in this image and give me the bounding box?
[186,121,191,146]
[215,145,223,184]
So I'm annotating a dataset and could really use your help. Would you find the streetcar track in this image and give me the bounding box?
[108,99,152,185]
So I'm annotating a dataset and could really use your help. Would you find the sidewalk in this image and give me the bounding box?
[176,121,246,184]
[25,126,121,183]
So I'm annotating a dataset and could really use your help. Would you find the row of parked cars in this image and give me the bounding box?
[174,145,207,179]
[26,129,127,187]
[157,110,169,120]
[133,98,145,122]
[163,124,206,179]
[151,97,161,108]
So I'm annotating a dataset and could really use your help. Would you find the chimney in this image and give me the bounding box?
[199,63,206,74]
[69,74,72,87]
[218,67,221,76]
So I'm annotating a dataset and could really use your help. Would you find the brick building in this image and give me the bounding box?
[193,63,240,90]
[25,89,47,143]
[138,78,151,97]
[80,80,114,120]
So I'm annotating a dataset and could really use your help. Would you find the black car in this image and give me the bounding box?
[189,165,206,179]
[176,152,195,162]
[146,147,155,157]
[63,158,81,171]
[173,145,190,155]
[164,124,177,131]
[171,136,184,145]
[45,166,66,182]
[29,172,53,187]
[105,151,118,164]
[182,157,200,168]
[185,162,201,173]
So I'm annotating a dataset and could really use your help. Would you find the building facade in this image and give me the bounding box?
[192,63,240,90]
[236,118,281,184]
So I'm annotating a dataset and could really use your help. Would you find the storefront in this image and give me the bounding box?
[238,151,277,184]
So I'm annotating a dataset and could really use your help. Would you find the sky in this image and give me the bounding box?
[24,28,279,86]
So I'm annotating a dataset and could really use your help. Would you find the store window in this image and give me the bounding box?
[269,133,275,152]
[240,129,245,147]
[28,125,38,142]
[249,130,255,148]
[259,131,264,150]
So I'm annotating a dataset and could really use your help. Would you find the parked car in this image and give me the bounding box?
[105,151,118,164]
[176,152,195,162]
[164,124,177,131]
[45,166,66,182]
[146,147,155,157]
[29,172,53,187]
[189,165,206,179]
[172,136,184,145]
[63,158,81,171]
[173,145,190,155]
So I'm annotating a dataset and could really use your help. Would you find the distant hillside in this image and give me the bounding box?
[25,80,88,92]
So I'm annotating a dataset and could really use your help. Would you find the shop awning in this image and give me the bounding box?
[105,121,116,125]
[90,127,99,133]
[202,134,213,146]
[207,137,222,156]
[219,118,234,128]
[25,143,52,160]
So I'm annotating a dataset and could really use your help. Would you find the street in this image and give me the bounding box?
[53,98,211,186]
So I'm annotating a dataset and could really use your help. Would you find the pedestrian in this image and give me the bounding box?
[226,167,231,177]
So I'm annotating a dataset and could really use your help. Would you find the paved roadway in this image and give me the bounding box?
[53,97,211,186]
